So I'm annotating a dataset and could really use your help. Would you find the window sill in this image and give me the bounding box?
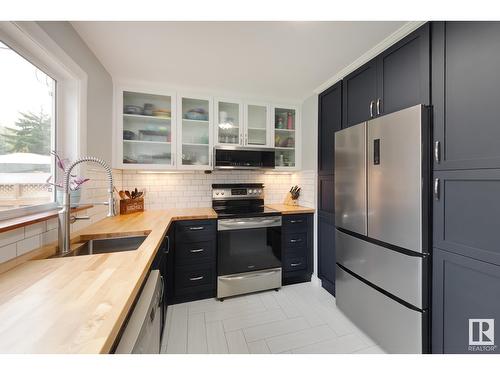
[0,205,93,234]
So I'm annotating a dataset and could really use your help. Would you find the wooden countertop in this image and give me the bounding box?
[266,204,315,215]
[0,208,216,354]
[0,204,313,353]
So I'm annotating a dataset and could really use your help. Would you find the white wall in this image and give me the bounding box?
[301,94,318,171]
[300,93,319,276]
[36,22,113,165]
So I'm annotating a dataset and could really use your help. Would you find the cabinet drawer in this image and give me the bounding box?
[282,215,309,232]
[174,263,216,296]
[284,232,307,248]
[176,240,215,265]
[175,220,215,242]
[283,255,307,272]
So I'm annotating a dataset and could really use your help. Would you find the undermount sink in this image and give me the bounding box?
[53,235,147,258]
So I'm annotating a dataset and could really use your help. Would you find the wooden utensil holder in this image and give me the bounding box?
[119,198,144,215]
[284,192,299,206]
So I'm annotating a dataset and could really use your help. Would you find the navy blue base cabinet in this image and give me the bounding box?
[432,248,500,354]
[282,214,314,285]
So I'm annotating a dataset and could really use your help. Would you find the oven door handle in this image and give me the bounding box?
[218,217,282,231]
[218,269,281,281]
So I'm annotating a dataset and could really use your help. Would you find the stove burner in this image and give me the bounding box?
[211,183,279,218]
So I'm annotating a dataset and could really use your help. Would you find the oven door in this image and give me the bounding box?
[217,216,282,275]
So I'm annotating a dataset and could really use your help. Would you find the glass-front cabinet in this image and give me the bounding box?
[273,106,298,169]
[115,86,299,171]
[215,99,242,146]
[120,90,175,169]
[245,103,270,147]
[177,95,213,169]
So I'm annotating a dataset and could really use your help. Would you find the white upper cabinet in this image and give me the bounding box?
[116,87,176,169]
[215,99,243,146]
[272,105,300,169]
[177,94,213,170]
[114,84,300,171]
[245,102,271,147]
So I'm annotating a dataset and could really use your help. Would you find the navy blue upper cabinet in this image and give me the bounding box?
[318,81,342,175]
[342,58,377,128]
[342,23,430,128]
[377,23,430,115]
[433,21,500,170]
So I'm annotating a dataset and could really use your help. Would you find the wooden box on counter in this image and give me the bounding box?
[119,198,144,215]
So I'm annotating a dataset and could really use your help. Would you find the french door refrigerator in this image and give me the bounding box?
[334,104,430,354]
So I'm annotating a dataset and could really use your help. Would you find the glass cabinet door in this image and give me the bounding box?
[274,107,296,168]
[122,91,173,167]
[179,96,211,168]
[246,104,269,146]
[216,100,241,145]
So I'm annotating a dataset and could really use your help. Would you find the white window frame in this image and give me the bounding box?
[0,21,88,221]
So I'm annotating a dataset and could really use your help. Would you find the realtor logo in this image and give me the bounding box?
[469,319,495,346]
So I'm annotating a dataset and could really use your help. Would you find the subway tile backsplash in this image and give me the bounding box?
[121,169,316,210]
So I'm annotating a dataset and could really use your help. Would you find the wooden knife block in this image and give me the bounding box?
[284,192,299,206]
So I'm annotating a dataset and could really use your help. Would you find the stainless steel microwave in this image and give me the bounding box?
[214,146,275,170]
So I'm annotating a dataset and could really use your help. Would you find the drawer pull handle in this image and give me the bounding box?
[190,248,205,253]
[290,239,303,243]
[189,276,204,281]
[290,220,303,224]
[291,262,302,267]
[189,226,205,231]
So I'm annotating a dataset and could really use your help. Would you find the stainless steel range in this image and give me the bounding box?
[212,183,282,300]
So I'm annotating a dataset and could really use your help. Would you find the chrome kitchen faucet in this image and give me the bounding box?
[57,157,116,255]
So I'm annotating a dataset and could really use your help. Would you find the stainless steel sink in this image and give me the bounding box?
[53,235,147,258]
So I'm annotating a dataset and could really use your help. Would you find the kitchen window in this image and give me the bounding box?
[0,39,57,219]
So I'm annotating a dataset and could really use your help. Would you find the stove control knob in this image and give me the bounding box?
[221,192,225,196]
[216,192,219,195]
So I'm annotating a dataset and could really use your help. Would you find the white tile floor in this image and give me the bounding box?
[161,280,386,354]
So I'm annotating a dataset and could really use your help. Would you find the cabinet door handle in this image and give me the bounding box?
[190,248,205,253]
[376,98,382,115]
[189,276,204,281]
[188,226,205,231]
[164,235,170,254]
[434,141,441,163]
[434,178,440,201]
[290,238,303,243]
[369,100,375,118]
[290,220,303,224]
[291,262,302,267]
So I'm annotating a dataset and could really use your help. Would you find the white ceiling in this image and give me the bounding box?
[72,21,406,101]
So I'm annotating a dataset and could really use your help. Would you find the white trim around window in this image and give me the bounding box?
[0,21,88,220]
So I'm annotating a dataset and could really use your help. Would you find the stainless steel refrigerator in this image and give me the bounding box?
[334,104,430,354]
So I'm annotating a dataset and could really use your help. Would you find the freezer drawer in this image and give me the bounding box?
[334,122,367,235]
[336,230,425,309]
[336,265,424,354]
[367,105,426,253]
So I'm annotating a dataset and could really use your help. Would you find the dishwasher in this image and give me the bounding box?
[115,270,163,354]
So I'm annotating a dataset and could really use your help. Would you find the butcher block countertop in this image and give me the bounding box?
[266,204,315,215]
[0,205,313,354]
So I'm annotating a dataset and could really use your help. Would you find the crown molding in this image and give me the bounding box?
[312,21,427,96]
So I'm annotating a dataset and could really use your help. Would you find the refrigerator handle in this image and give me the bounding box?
[434,178,440,200]
[373,139,380,165]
